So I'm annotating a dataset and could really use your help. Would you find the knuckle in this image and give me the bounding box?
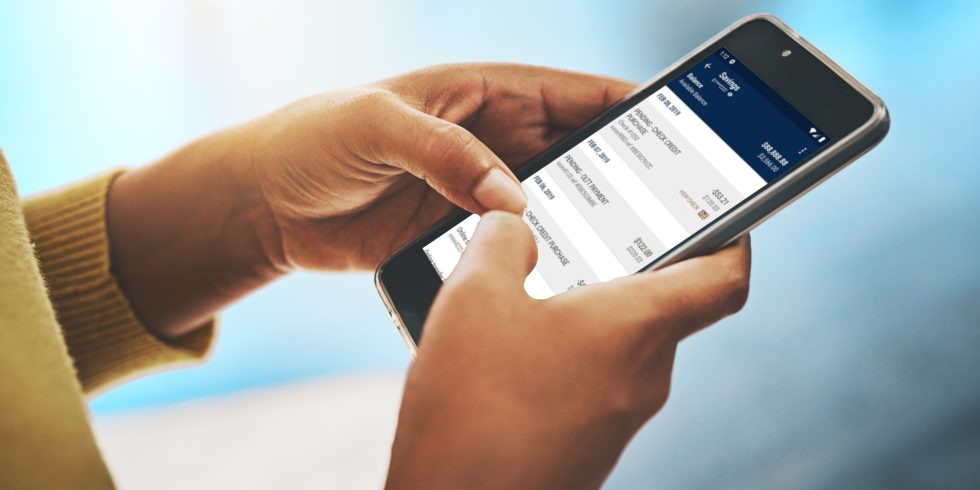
[346,88,400,134]
[722,267,751,314]
[602,367,673,422]
[353,87,398,109]
[346,88,408,161]
[432,123,477,162]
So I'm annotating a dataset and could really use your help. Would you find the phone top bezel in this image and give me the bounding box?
[376,14,887,351]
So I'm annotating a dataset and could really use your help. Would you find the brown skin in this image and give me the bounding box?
[388,214,749,489]
[105,63,751,488]
[109,63,633,337]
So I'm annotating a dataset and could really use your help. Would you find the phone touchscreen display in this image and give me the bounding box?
[423,48,829,298]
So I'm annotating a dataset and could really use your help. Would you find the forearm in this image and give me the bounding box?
[106,125,287,339]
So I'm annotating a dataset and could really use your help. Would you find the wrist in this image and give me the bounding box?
[225,123,292,278]
[107,126,289,339]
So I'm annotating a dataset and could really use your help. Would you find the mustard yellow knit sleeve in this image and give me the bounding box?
[22,171,215,394]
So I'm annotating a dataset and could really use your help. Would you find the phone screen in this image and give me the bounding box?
[422,48,830,298]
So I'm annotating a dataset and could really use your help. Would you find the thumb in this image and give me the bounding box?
[445,211,537,293]
[366,96,527,214]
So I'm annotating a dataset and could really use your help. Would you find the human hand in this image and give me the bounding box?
[237,64,634,271]
[108,64,632,337]
[386,212,751,489]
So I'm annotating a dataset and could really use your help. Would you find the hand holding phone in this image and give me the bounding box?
[387,211,751,488]
[379,12,891,489]
[377,15,888,352]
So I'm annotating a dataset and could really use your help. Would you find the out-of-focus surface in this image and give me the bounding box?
[93,373,404,489]
[2,0,979,488]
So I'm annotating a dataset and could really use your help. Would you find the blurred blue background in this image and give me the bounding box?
[2,0,979,488]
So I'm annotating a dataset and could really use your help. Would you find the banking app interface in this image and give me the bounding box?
[423,48,829,299]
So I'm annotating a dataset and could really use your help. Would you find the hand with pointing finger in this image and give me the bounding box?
[386,211,752,490]
[241,63,635,271]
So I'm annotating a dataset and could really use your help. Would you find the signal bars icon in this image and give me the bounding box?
[809,127,827,144]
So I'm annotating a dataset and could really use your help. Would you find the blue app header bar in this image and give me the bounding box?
[667,48,829,182]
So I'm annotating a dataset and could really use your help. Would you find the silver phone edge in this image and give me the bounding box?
[375,270,420,358]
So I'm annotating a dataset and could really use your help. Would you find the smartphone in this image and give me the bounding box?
[375,14,889,355]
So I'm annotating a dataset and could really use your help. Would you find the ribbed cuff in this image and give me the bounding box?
[23,171,215,394]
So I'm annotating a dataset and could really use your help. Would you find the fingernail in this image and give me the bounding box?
[473,167,526,213]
